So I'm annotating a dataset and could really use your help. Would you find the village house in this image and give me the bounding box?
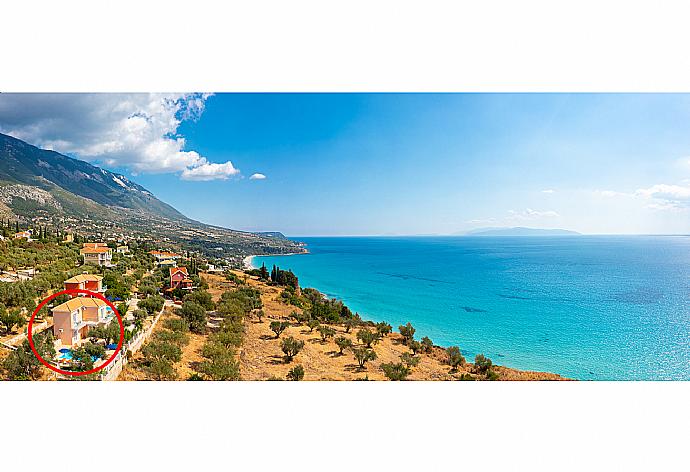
[158,258,177,269]
[62,233,74,243]
[150,250,181,264]
[80,243,113,267]
[168,266,193,292]
[14,230,33,241]
[52,297,113,346]
[116,245,129,254]
[63,274,106,296]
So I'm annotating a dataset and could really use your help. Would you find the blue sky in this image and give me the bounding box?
[2,93,690,235]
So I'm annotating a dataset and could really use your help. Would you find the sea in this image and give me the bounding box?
[253,236,690,380]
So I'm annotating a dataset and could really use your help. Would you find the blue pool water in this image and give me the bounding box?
[254,236,690,380]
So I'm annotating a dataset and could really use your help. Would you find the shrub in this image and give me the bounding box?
[138,295,165,315]
[400,352,420,368]
[270,321,289,338]
[286,364,305,381]
[447,346,465,371]
[381,362,411,381]
[375,321,393,337]
[178,301,207,334]
[343,317,358,333]
[306,319,320,333]
[197,352,239,380]
[317,325,336,342]
[147,359,177,380]
[153,329,189,348]
[255,309,264,322]
[142,340,182,363]
[353,347,377,369]
[398,322,415,344]
[163,317,190,333]
[356,329,379,348]
[486,369,499,381]
[83,341,106,359]
[334,336,352,355]
[474,354,493,374]
[281,336,305,362]
[420,336,434,353]
[409,340,422,355]
[183,290,215,311]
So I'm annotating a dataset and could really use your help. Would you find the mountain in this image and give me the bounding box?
[465,227,581,237]
[0,133,185,220]
[0,132,303,261]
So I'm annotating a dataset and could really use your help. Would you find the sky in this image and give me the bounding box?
[1,93,690,235]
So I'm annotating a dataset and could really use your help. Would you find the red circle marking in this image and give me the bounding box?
[27,289,125,377]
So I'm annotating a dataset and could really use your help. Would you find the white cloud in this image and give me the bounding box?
[181,161,240,181]
[0,93,239,181]
[594,189,632,198]
[249,173,266,180]
[541,189,555,194]
[507,208,560,221]
[635,183,690,209]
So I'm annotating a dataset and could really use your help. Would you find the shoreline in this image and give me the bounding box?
[244,249,309,270]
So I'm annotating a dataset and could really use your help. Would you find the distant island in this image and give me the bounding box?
[464,227,581,237]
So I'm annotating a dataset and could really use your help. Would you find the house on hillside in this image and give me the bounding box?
[52,297,113,346]
[150,251,181,267]
[63,274,106,297]
[62,234,74,243]
[159,258,177,269]
[80,243,113,267]
[14,230,33,241]
[169,267,193,291]
[116,245,129,254]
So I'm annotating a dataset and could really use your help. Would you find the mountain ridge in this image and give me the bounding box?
[0,132,302,262]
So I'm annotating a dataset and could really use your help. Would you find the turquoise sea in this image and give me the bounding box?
[253,236,690,380]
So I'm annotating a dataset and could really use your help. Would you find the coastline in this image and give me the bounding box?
[244,249,309,270]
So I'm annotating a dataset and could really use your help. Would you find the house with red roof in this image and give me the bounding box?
[169,267,193,291]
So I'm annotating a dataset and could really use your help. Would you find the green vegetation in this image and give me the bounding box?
[177,301,207,334]
[400,352,420,368]
[138,294,165,315]
[1,331,55,380]
[334,336,352,355]
[270,320,289,338]
[474,354,493,374]
[317,325,336,342]
[381,362,411,381]
[281,336,305,362]
[0,304,24,335]
[375,321,392,337]
[420,336,434,353]
[398,322,416,345]
[356,328,380,348]
[286,364,305,381]
[447,346,465,371]
[353,347,377,369]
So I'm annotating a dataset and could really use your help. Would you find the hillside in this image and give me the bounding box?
[0,133,302,262]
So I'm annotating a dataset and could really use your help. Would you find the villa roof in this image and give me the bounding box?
[83,242,108,248]
[81,247,111,254]
[64,274,103,284]
[151,250,181,257]
[53,297,108,312]
[170,267,188,276]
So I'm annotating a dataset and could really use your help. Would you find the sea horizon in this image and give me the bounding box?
[253,235,690,381]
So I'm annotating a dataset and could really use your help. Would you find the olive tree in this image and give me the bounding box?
[270,320,289,338]
[281,336,305,362]
[334,336,352,355]
[353,347,377,369]
[356,329,379,348]
[398,322,415,345]
[447,346,465,372]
